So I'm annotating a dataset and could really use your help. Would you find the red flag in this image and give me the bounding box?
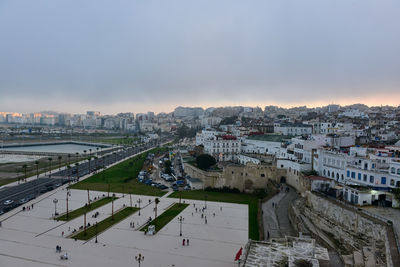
[235,247,243,261]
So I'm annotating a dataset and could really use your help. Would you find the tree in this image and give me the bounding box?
[58,156,62,170]
[48,157,53,178]
[22,164,27,182]
[393,188,400,205]
[35,161,39,178]
[196,154,216,170]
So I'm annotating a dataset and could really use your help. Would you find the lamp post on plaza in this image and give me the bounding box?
[53,198,58,217]
[135,253,144,267]
[95,222,98,243]
[66,190,71,219]
[137,199,142,216]
[178,216,184,236]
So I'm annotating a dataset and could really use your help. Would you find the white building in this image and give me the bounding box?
[274,123,312,136]
[203,135,241,161]
[238,154,261,165]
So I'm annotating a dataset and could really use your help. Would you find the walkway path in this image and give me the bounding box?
[262,186,297,240]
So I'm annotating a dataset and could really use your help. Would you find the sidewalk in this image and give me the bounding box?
[262,186,297,240]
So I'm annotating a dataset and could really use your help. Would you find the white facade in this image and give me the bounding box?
[241,138,281,156]
[203,137,241,161]
[238,154,261,165]
[274,123,312,136]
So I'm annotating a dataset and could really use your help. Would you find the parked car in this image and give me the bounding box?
[19,198,29,204]
[3,200,14,206]
[159,185,169,190]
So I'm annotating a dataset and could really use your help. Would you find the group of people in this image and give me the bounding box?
[130,222,135,228]
[182,238,189,246]
[92,211,100,218]
[22,204,34,211]
[55,245,62,253]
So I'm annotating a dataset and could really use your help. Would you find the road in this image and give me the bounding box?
[0,139,169,215]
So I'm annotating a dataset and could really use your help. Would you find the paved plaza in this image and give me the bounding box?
[0,185,248,267]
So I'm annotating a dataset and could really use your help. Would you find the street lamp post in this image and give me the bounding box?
[66,190,71,219]
[178,216,184,236]
[95,222,98,243]
[53,198,58,217]
[137,199,142,216]
[135,253,144,267]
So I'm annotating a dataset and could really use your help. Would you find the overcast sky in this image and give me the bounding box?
[0,0,399,114]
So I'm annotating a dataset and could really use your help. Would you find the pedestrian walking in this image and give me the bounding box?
[213,213,215,217]
[186,239,189,246]
[220,207,222,211]
[182,239,185,246]
[205,219,207,224]
[267,231,270,239]
[62,231,64,237]
[201,214,203,218]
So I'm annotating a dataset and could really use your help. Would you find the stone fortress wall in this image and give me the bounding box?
[184,162,285,192]
[289,191,394,267]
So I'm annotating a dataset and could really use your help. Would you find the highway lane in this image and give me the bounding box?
[0,139,167,214]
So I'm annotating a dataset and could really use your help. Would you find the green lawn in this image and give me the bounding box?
[0,178,19,186]
[169,190,260,240]
[140,203,189,233]
[71,207,139,240]
[69,146,171,196]
[56,197,115,221]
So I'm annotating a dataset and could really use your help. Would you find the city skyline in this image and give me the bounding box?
[1,0,399,114]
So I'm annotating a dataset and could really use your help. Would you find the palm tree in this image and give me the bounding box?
[35,161,39,178]
[67,154,71,166]
[83,150,87,158]
[67,165,71,183]
[75,163,79,181]
[58,156,62,170]
[89,148,92,157]
[88,157,91,173]
[48,157,53,178]
[75,152,79,162]
[93,156,98,170]
[22,164,27,182]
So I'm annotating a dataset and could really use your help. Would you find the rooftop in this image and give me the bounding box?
[247,134,290,142]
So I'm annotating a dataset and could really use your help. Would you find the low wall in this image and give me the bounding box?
[184,162,285,192]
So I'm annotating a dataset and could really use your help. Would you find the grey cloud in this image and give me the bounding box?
[0,0,399,113]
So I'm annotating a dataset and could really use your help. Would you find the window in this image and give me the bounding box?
[347,170,350,177]
[372,164,375,169]
[358,173,361,180]
[328,170,330,176]
[370,176,374,183]
[323,170,326,176]
[391,167,396,174]
[390,179,395,186]
[351,172,355,178]
[397,169,400,175]
[381,177,386,185]
[363,174,367,182]
[261,174,265,177]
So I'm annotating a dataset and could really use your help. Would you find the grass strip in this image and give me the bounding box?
[56,197,115,221]
[168,190,260,240]
[140,203,189,233]
[71,206,139,240]
[69,146,171,196]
